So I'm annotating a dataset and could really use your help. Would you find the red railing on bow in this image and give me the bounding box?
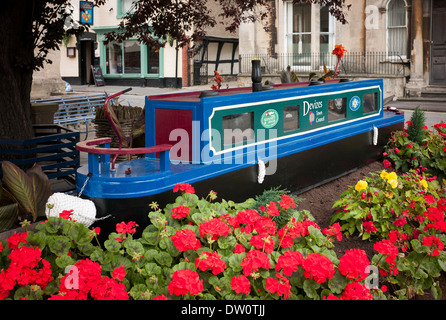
[76,137,172,174]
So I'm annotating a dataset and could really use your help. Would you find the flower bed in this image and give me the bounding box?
[2,122,446,301]
[1,182,391,301]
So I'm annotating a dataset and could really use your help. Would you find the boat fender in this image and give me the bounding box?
[45,192,97,227]
[373,126,379,146]
[258,160,266,184]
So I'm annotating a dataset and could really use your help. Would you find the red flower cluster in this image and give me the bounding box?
[422,236,444,256]
[171,229,201,252]
[323,222,342,241]
[279,194,295,211]
[230,275,251,295]
[340,282,373,300]
[338,249,370,282]
[195,251,227,275]
[49,259,128,300]
[60,209,74,220]
[171,205,191,219]
[302,253,335,284]
[7,232,28,250]
[116,221,138,234]
[265,273,291,299]
[240,250,271,276]
[199,218,231,241]
[266,201,279,217]
[0,244,53,300]
[168,269,203,296]
[275,250,304,276]
[173,183,195,194]
[373,239,399,276]
[250,233,275,254]
[277,219,305,248]
[362,220,378,233]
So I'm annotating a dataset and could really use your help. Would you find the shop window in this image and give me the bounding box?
[148,46,160,74]
[328,98,346,122]
[105,42,123,74]
[283,106,299,132]
[223,113,254,146]
[124,41,141,74]
[363,93,378,114]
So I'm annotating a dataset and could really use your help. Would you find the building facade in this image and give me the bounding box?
[60,0,239,88]
[238,0,445,98]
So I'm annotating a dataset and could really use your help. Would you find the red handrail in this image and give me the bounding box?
[76,137,172,172]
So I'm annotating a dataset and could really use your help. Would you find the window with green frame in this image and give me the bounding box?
[104,40,160,76]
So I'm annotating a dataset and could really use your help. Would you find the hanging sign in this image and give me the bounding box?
[80,1,94,25]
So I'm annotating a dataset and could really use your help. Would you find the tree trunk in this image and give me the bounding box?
[0,2,36,140]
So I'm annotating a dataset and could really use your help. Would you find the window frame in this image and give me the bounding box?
[386,0,408,59]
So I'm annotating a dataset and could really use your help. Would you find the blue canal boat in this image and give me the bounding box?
[76,78,404,234]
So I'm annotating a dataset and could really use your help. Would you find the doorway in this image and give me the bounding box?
[79,39,95,85]
[430,0,446,85]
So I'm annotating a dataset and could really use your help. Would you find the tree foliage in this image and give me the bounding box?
[104,0,351,53]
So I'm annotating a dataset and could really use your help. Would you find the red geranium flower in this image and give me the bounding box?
[341,282,373,300]
[302,253,335,284]
[7,232,28,250]
[338,249,370,282]
[249,233,275,254]
[168,269,203,296]
[171,229,201,252]
[266,202,279,217]
[240,249,271,276]
[275,250,304,276]
[173,183,195,194]
[171,205,190,219]
[195,251,227,275]
[199,218,231,241]
[265,273,291,299]
[116,221,138,234]
[230,275,251,295]
[279,194,295,211]
[112,265,126,282]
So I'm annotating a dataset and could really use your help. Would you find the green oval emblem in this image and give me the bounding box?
[261,109,279,129]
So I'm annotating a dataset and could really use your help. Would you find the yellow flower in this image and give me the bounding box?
[385,192,394,199]
[421,179,428,189]
[387,172,398,181]
[380,171,388,180]
[355,180,368,192]
[388,178,398,188]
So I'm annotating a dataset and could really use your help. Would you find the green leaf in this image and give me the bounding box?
[48,235,70,256]
[149,211,167,229]
[0,202,19,232]
[104,238,121,253]
[228,252,246,273]
[303,279,320,300]
[1,161,37,220]
[155,251,172,266]
[308,226,326,246]
[55,254,75,269]
[142,227,159,246]
[144,262,162,276]
[328,270,348,294]
[27,164,52,218]
[218,234,237,249]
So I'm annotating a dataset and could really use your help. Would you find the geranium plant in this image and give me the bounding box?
[0,183,391,300]
[332,170,446,299]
